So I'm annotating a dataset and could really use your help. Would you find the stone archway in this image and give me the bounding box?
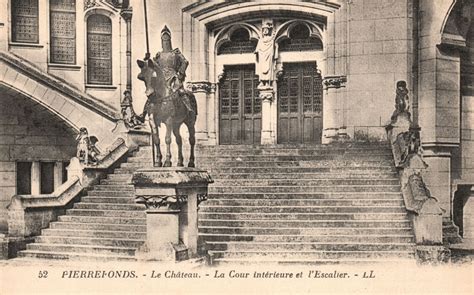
[182,1,339,145]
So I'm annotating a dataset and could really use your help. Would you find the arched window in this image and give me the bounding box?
[50,0,76,64]
[217,28,257,55]
[87,14,112,85]
[279,23,323,52]
[11,0,39,43]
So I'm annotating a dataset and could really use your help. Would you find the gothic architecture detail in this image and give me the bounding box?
[322,75,347,90]
[135,195,188,210]
[186,81,216,93]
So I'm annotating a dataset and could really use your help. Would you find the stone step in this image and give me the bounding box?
[100,179,133,185]
[211,172,399,179]
[212,257,413,265]
[50,222,146,232]
[203,199,404,207]
[17,250,136,261]
[196,154,393,162]
[87,191,135,197]
[35,236,145,248]
[199,233,415,243]
[205,167,395,174]
[41,229,146,240]
[207,192,403,200]
[206,241,415,252]
[25,243,136,256]
[212,179,400,186]
[73,203,145,211]
[92,185,134,191]
[80,196,137,204]
[200,206,406,214]
[172,160,395,168]
[66,209,145,218]
[106,173,133,181]
[199,219,410,228]
[208,250,414,260]
[59,215,146,225]
[198,226,412,235]
[209,185,401,193]
[198,212,409,221]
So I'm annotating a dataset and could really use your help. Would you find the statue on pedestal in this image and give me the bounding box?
[76,127,100,165]
[120,90,143,128]
[255,20,277,88]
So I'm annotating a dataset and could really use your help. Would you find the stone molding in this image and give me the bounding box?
[323,75,347,90]
[186,81,216,93]
[135,195,188,210]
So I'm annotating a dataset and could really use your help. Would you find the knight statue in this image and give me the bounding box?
[137,26,194,122]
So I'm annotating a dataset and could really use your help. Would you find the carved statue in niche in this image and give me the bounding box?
[255,19,277,88]
[390,80,411,123]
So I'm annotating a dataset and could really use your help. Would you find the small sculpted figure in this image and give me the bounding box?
[76,127,100,165]
[121,90,142,128]
[391,80,411,123]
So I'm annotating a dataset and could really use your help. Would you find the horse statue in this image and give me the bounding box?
[136,57,197,167]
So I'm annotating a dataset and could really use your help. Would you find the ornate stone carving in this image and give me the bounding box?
[197,193,208,207]
[259,89,274,102]
[121,90,142,129]
[85,0,129,11]
[323,75,347,90]
[76,127,100,165]
[390,80,411,123]
[135,195,188,210]
[186,81,216,93]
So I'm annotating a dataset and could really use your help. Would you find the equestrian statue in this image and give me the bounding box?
[137,26,197,167]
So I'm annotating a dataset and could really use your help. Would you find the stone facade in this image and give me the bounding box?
[0,92,76,231]
[0,0,473,248]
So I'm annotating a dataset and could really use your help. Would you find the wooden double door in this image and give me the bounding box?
[219,64,261,145]
[218,62,323,145]
[277,62,323,144]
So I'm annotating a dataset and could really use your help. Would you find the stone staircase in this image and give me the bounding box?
[17,148,154,261]
[196,143,416,264]
[17,142,416,264]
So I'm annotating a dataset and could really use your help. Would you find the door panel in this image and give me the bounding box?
[219,65,261,145]
[277,62,323,144]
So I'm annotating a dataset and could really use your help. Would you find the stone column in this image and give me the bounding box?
[120,8,133,92]
[322,76,347,144]
[53,161,64,190]
[259,87,275,145]
[31,162,41,195]
[187,82,214,143]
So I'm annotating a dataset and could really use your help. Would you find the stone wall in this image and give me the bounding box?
[0,94,76,232]
[342,0,413,139]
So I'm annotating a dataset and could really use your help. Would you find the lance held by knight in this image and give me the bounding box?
[137,26,194,122]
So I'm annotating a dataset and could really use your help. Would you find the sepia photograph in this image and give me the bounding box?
[0,0,473,294]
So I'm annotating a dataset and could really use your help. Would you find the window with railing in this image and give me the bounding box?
[11,0,39,43]
[50,0,76,64]
[87,14,112,85]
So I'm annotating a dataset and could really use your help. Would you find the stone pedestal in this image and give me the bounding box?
[259,87,275,145]
[132,167,213,261]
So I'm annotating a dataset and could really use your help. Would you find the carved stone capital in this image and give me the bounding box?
[323,75,347,90]
[197,193,208,207]
[120,7,133,22]
[187,81,216,93]
[135,195,188,210]
[259,88,274,102]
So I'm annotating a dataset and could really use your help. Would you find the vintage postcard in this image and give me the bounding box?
[0,0,473,294]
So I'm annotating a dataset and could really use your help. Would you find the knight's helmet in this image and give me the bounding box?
[161,25,172,52]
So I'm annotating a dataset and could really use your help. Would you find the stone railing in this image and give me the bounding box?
[385,81,449,262]
[6,138,130,257]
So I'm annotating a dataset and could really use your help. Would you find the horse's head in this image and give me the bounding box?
[137,59,159,97]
